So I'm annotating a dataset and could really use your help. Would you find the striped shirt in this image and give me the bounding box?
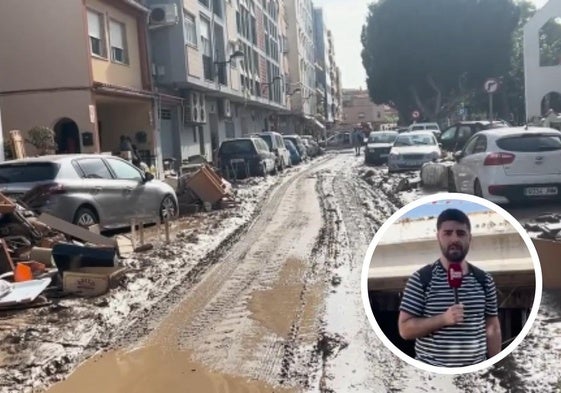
[399,261,498,367]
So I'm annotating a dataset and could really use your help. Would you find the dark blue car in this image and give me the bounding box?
[284,139,301,165]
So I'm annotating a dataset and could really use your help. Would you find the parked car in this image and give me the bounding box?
[408,122,441,138]
[284,139,302,165]
[256,131,291,171]
[439,121,507,152]
[449,127,561,204]
[217,137,276,178]
[364,131,398,164]
[388,131,442,173]
[300,135,322,157]
[0,154,178,230]
[283,135,308,161]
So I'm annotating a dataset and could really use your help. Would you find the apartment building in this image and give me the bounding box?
[0,0,158,166]
[341,88,397,129]
[143,0,289,165]
[313,8,332,130]
[327,30,343,124]
[279,0,324,136]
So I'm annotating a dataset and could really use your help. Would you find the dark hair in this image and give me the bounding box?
[437,208,471,231]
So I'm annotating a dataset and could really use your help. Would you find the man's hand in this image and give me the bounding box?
[442,304,464,326]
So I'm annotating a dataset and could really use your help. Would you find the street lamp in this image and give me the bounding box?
[261,76,282,98]
[213,50,245,66]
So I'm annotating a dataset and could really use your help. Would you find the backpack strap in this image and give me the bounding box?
[467,262,488,298]
[418,260,439,291]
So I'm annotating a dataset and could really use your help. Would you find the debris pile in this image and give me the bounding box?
[0,192,128,310]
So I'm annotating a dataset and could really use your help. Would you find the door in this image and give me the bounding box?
[74,157,121,227]
[104,157,149,223]
[455,135,487,194]
[440,126,457,151]
[455,125,473,151]
[160,108,174,161]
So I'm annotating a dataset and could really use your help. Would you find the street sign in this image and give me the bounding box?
[412,110,420,119]
[484,78,500,94]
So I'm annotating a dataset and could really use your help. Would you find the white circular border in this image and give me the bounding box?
[360,192,543,375]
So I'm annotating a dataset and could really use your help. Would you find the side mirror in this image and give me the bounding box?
[144,172,154,182]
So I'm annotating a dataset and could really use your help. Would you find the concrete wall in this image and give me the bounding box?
[0,0,91,92]
[0,91,96,154]
[87,0,144,89]
[524,0,561,119]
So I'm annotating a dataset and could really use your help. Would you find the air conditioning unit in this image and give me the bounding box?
[219,98,232,118]
[149,4,179,28]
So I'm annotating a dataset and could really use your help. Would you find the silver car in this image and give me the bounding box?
[0,154,178,230]
[388,131,442,173]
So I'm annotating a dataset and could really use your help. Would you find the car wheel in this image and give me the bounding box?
[73,206,98,227]
[160,194,177,221]
[447,169,457,192]
[474,179,483,197]
[279,158,285,172]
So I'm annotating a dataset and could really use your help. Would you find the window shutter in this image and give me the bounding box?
[110,20,124,49]
[87,11,101,39]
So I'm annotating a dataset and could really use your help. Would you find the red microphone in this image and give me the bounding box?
[447,264,463,304]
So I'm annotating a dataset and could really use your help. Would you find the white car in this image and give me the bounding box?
[388,131,442,172]
[409,122,441,138]
[449,127,561,204]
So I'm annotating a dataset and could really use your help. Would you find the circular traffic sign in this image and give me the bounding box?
[484,78,500,94]
[412,110,420,119]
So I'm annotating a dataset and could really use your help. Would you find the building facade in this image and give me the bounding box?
[341,88,397,130]
[0,0,158,166]
[328,31,343,124]
[313,8,332,131]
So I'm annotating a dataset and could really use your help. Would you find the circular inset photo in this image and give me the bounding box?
[361,193,542,375]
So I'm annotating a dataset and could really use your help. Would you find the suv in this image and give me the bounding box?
[283,135,309,160]
[439,121,507,152]
[408,122,441,138]
[217,137,276,178]
[256,131,292,171]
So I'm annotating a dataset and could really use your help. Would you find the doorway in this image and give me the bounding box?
[54,118,81,154]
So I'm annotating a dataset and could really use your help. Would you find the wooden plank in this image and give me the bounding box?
[9,130,26,159]
[37,213,116,248]
[0,192,16,214]
[0,239,15,275]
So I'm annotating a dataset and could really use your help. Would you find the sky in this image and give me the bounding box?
[399,200,490,220]
[313,0,550,90]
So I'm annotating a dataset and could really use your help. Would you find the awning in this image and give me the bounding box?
[304,115,325,130]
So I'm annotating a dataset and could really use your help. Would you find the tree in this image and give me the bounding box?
[361,0,520,123]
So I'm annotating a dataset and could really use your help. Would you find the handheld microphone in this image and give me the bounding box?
[447,263,463,304]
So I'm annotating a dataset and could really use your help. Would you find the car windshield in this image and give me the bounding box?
[259,135,273,150]
[368,133,397,143]
[411,126,425,131]
[394,135,435,147]
[496,134,561,152]
[426,125,439,130]
[0,162,59,183]
[220,140,255,154]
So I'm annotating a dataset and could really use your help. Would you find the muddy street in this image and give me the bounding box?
[2,151,561,393]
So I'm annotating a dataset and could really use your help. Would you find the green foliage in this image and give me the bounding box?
[539,17,561,67]
[361,0,521,123]
[27,126,57,155]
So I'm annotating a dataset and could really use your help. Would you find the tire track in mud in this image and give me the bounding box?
[133,156,337,388]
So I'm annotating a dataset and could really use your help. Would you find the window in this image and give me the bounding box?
[87,10,106,57]
[457,126,472,141]
[496,134,561,152]
[440,126,456,141]
[200,18,212,80]
[106,158,142,181]
[76,158,112,179]
[0,163,58,183]
[463,136,479,156]
[199,0,210,7]
[109,20,128,64]
[184,13,197,47]
[225,122,235,139]
[473,136,487,153]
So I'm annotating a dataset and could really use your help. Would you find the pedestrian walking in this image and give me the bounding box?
[398,208,502,367]
[352,128,363,156]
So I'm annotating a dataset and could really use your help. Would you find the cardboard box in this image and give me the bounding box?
[63,267,127,297]
[532,238,561,290]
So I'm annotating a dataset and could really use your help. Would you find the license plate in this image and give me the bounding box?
[230,158,245,164]
[524,186,558,196]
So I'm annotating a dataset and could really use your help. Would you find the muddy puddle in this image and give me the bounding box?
[47,345,295,393]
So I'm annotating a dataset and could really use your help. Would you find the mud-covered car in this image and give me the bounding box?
[388,131,442,173]
[217,137,276,178]
[364,131,398,164]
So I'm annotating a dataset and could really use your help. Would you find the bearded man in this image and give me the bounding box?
[397,208,502,367]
